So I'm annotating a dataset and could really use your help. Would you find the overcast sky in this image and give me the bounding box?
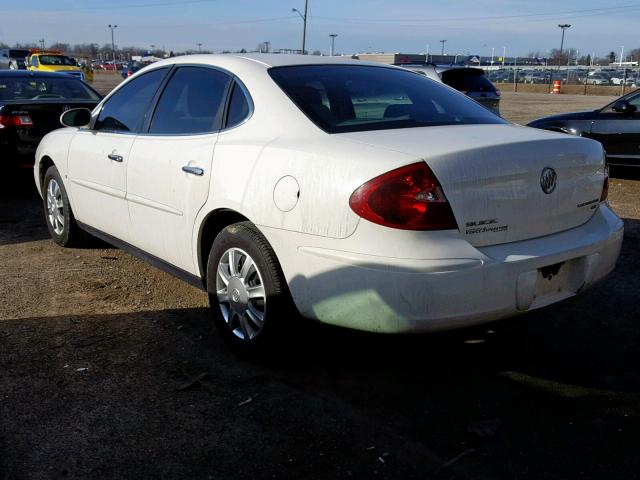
[1,0,638,58]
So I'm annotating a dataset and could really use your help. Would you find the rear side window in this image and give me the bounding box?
[225,82,251,128]
[95,68,168,132]
[149,66,231,134]
[440,69,496,93]
[269,65,504,134]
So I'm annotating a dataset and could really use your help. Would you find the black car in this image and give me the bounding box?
[408,65,501,114]
[0,71,101,168]
[528,89,640,166]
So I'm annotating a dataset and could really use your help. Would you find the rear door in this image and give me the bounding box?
[67,68,169,242]
[126,66,232,272]
[589,91,640,165]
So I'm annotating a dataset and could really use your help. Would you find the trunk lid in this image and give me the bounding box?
[341,124,606,247]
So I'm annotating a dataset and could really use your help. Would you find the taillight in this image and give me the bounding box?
[495,89,501,97]
[349,162,458,231]
[600,165,609,202]
[0,115,34,128]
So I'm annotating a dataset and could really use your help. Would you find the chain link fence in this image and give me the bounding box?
[485,65,640,96]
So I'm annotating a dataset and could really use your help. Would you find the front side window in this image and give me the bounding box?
[269,65,506,134]
[149,67,230,134]
[94,68,168,132]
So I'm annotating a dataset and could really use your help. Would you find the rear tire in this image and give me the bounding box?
[43,166,89,247]
[206,221,296,358]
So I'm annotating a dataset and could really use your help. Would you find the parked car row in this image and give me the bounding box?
[486,67,640,87]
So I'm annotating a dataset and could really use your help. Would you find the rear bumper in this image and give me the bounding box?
[261,204,623,333]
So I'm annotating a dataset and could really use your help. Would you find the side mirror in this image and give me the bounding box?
[612,100,637,114]
[60,108,92,128]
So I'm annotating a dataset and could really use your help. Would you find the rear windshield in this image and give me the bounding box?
[269,65,504,134]
[0,76,100,101]
[440,69,496,92]
[9,50,30,59]
[38,55,77,66]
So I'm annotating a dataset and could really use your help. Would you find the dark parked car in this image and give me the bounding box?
[528,89,640,166]
[0,71,101,169]
[0,49,30,70]
[408,65,501,114]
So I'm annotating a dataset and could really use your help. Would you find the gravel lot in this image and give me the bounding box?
[1,76,639,479]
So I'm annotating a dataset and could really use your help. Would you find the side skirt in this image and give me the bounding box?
[77,221,206,292]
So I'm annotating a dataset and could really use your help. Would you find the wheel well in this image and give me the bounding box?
[39,156,55,190]
[198,209,250,286]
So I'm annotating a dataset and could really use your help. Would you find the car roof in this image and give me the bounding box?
[151,53,396,71]
[0,70,82,79]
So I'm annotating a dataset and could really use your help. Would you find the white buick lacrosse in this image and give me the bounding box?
[34,54,623,354]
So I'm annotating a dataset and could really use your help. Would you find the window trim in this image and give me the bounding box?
[90,66,171,134]
[140,63,253,137]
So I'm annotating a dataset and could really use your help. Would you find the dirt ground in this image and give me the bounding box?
[1,78,640,479]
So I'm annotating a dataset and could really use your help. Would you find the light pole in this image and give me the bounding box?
[619,46,624,66]
[557,24,571,68]
[439,39,447,56]
[197,43,202,53]
[490,47,494,66]
[39,39,45,50]
[264,41,271,53]
[108,24,118,67]
[502,46,506,66]
[425,44,429,63]
[292,0,309,54]
[329,34,337,56]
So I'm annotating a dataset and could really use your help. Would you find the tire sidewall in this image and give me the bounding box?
[43,166,74,246]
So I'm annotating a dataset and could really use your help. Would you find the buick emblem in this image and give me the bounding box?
[540,167,557,194]
[62,105,71,112]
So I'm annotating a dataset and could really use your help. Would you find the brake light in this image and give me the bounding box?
[0,115,34,128]
[349,162,458,231]
[600,165,609,202]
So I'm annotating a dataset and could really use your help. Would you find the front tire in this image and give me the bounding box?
[43,166,88,247]
[207,221,295,357]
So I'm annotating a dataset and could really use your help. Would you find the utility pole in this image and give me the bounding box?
[292,0,309,54]
[557,24,571,68]
[439,39,447,56]
[108,24,118,67]
[329,34,337,56]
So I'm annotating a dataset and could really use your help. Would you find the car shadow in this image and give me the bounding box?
[0,169,112,248]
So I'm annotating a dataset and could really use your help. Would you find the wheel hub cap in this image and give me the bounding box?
[215,247,266,341]
[46,179,64,236]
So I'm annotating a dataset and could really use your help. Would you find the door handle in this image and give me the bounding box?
[182,166,204,176]
[107,153,123,162]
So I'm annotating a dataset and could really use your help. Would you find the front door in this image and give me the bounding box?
[126,66,232,273]
[66,67,169,242]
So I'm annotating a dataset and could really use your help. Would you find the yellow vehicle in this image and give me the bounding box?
[27,50,86,82]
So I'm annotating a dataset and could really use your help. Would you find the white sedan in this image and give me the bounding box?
[34,54,623,355]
